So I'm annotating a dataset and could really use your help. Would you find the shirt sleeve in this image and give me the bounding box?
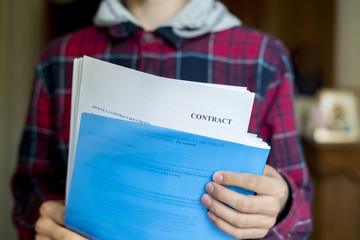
[11,58,66,240]
[256,44,313,239]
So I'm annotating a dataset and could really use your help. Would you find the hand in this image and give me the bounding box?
[201,165,289,239]
[35,200,88,240]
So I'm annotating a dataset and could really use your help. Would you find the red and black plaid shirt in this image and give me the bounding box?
[12,22,313,239]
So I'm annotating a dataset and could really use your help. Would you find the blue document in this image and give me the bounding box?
[65,113,269,240]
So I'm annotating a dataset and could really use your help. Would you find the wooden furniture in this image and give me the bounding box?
[302,140,360,240]
[221,0,335,87]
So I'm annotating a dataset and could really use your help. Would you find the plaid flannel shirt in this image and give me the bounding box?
[12,22,313,239]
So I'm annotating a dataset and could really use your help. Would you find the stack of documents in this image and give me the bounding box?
[65,56,270,240]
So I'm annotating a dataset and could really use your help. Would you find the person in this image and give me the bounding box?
[12,0,313,239]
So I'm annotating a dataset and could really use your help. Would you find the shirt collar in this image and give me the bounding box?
[106,22,183,48]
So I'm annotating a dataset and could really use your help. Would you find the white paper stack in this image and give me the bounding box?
[66,56,269,200]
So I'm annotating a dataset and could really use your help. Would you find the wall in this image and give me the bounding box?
[334,0,360,89]
[0,0,48,239]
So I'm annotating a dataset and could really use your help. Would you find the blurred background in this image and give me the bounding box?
[1,0,359,239]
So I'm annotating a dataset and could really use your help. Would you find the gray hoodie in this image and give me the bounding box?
[93,0,241,38]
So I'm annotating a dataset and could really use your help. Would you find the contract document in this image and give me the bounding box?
[65,56,270,240]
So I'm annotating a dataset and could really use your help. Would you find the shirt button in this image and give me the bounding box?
[144,33,154,43]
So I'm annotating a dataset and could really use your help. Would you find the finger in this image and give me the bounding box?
[36,215,87,240]
[263,165,281,178]
[207,211,269,239]
[39,200,66,226]
[201,193,276,229]
[203,182,280,216]
[212,171,283,196]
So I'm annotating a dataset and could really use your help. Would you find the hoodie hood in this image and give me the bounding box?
[93,0,241,38]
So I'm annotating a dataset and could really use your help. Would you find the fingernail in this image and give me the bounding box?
[205,182,214,193]
[213,172,223,182]
[201,194,212,207]
[207,211,216,221]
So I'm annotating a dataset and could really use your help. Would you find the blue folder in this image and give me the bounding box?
[65,113,269,240]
